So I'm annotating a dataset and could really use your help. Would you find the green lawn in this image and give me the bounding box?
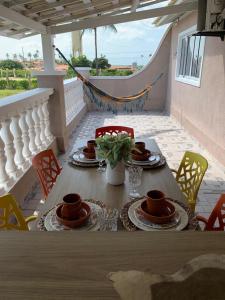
[0,89,26,99]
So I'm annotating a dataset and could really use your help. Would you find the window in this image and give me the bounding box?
[176,26,205,87]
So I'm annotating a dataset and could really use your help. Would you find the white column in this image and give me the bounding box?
[38,100,48,147]
[0,123,12,189]
[1,119,19,179]
[26,108,38,154]
[32,104,43,150]
[10,114,27,171]
[42,100,54,143]
[19,110,32,162]
[41,33,56,73]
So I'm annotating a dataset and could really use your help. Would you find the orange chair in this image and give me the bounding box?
[32,149,62,199]
[95,126,134,138]
[196,194,225,231]
[0,194,37,231]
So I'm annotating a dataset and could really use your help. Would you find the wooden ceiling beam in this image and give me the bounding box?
[51,1,198,34]
[0,3,47,33]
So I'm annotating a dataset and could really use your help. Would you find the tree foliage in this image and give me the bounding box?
[0,59,24,70]
[92,55,111,69]
[71,55,92,67]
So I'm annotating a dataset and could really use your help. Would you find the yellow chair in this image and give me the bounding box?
[171,151,208,211]
[0,194,37,230]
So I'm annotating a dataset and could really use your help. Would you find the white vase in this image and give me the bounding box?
[106,161,125,185]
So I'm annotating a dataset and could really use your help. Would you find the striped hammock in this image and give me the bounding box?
[54,46,163,113]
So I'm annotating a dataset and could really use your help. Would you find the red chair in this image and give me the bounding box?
[32,149,62,199]
[196,194,225,231]
[95,126,134,138]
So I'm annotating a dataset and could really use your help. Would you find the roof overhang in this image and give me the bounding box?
[0,0,198,39]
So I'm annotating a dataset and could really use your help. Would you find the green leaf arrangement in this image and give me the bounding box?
[95,133,134,169]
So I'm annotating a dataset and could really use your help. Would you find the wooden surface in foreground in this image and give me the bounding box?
[0,232,224,299]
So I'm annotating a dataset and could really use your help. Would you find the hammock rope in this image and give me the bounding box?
[54,46,164,113]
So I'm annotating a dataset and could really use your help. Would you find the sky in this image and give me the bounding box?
[0,17,168,66]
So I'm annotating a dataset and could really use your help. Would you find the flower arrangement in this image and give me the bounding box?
[95,133,133,169]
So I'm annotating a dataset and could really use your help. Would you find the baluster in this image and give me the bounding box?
[0,123,12,189]
[26,107,38,154]
[1,118,19,179]
[32,104,43,150]
[42,100,54,143]
[11,114,28,171]
[19,110,32,162]
[38,101,48,147]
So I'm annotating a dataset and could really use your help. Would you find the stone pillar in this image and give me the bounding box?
[32,71,68,152]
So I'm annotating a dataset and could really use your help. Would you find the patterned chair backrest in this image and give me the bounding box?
[95,126,134,138]
[32,149,61,199]
[175,151,208,211]
[205,194,225,231]
[0,194,28,230]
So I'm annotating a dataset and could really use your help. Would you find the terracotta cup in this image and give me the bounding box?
[87,140,96,152]
[146,190,168,216]
[83,147,96,159]
[135,142,146,153]
[61,193,82,220]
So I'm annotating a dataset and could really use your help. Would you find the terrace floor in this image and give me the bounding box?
[22,111,225,224]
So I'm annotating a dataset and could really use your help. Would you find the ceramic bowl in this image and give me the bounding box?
[56,202,91,228]
[83,147,96,159]
[139,199,176,224]
[131,149,151,161]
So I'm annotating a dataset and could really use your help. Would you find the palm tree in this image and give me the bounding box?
[27,52,32,66]
[13,53,17,61]
[81,25,117,75]
[6,53,10,60]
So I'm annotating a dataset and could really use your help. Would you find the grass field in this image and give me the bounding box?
[0,89,26,99]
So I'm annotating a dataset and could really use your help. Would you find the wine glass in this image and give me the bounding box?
[95,146,106,172]
[128,166,143,198]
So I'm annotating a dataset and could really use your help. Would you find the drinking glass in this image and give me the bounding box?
[98,208,118,231]
[128,166,143,198]
[95,147,106,172]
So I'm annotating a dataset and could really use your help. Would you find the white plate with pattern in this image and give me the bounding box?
[44,201,102,231]
[128,199,189,231]
[72,150,99,164]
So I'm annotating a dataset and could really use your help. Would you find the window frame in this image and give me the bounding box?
[175,25,205,87]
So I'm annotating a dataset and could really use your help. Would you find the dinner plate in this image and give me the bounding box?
[132,155,161,165]
[73,150,99,164]
[128,199,189,231]
[44,201,102,231]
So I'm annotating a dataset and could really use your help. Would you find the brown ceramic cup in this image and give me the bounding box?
[146,190,168,216]
[87,140,96,151]
[83,147,96,159]
[61,193,82,220]
[135,142,146,153]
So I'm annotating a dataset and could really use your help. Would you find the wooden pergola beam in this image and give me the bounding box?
[51,1,197,34]
[0,4,47,33]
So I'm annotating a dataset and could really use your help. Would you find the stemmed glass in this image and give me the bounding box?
[128,165,143,199]
[95,146,106,172]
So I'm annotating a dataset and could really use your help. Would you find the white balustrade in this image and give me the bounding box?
[64,78,85,125]
[0,88,54,192]
[42,99,54,142]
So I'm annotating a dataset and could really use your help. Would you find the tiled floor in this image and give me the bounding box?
[22,111,225,222]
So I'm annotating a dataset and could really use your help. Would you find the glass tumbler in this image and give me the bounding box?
[128,165,143,199]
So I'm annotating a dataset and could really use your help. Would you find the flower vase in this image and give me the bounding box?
[106,161,125,185]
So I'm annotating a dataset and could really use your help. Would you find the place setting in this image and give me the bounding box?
[69,139,106,170]
[38,193,118,232]
[121,188,195,232]
[126,141,166,169]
